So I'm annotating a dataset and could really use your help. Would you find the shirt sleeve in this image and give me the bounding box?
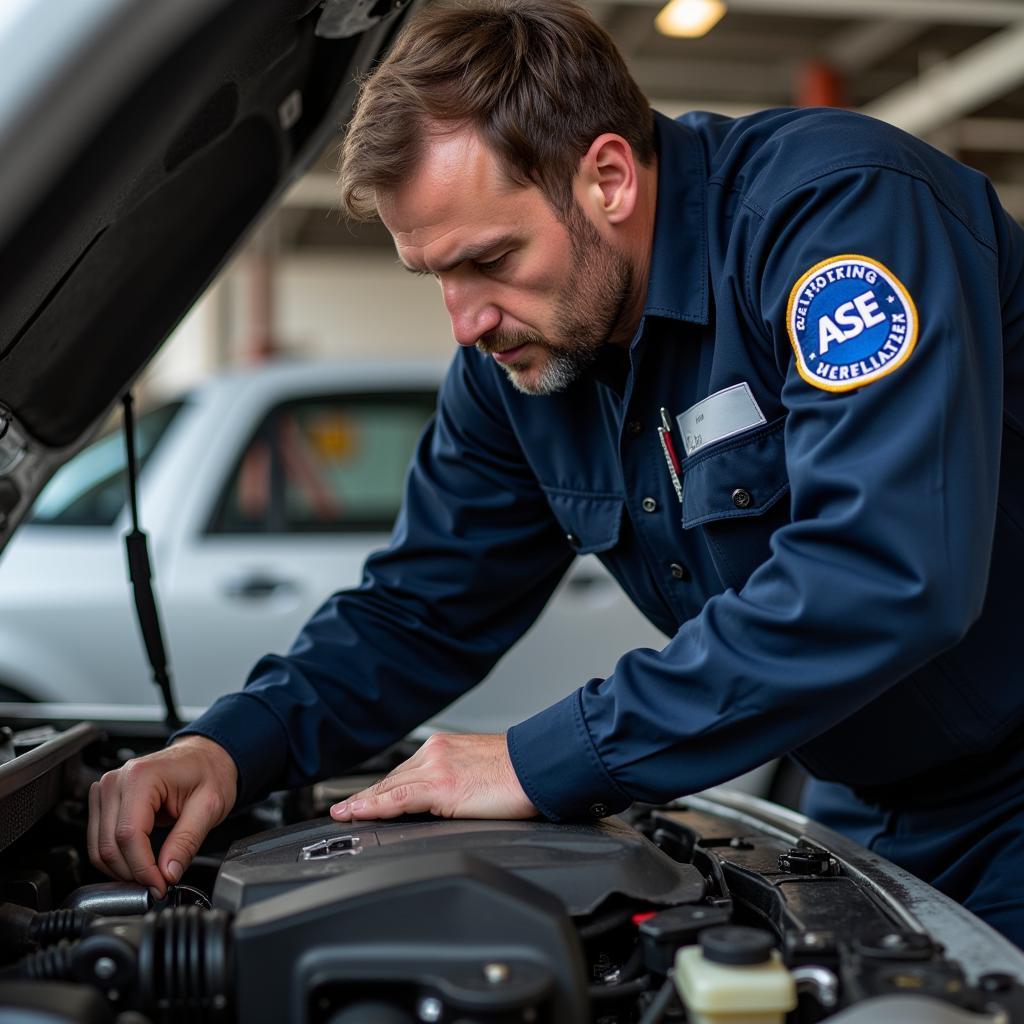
[176,350,574,805]
[508,165,1006,820]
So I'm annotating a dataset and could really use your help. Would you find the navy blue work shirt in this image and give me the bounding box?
[183,109,1024,827]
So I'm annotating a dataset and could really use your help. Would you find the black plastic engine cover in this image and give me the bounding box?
[214,815,705,915]
[232,851,590,1024]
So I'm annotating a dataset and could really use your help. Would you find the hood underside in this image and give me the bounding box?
[0,0,414,549]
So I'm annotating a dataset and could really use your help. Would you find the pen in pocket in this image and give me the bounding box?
[658,407,683,504]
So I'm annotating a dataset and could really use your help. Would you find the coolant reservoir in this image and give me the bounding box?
[674,925,797,1024]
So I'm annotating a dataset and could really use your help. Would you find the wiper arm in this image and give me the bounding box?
[121,392,182,732]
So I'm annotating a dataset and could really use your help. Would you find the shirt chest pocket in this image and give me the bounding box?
[542,489,624,554]
[681,416,790,591]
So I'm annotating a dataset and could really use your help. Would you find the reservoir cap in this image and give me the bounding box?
[700,926,775,965]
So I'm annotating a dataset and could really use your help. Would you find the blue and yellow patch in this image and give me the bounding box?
[786,254,918,393]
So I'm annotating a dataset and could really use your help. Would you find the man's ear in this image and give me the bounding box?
[578,134,639,226]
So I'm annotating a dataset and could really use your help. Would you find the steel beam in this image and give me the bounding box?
[861,20,1024,136]
[824,19,926,73]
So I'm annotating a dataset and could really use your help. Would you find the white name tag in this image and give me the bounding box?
[676,382,766,457]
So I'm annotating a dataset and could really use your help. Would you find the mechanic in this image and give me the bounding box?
[89,0,1024,944]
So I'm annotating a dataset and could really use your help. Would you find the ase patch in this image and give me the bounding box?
[786,254,918,393]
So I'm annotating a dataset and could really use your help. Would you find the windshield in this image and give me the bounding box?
[29,402,184,527]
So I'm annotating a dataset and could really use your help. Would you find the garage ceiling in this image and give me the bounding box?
[282,0,1024,248]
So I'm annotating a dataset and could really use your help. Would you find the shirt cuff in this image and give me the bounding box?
[507,689,632,822]
[171,691,289,807]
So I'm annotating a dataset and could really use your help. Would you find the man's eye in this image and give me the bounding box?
[476,253,508,273]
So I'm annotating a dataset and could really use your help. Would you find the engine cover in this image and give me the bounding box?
[213,815,705,915]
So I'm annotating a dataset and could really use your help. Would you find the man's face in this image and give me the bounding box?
[379,129,634,395]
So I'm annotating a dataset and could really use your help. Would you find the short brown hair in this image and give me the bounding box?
[339,0,654,221]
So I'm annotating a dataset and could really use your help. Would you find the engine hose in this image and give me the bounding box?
[137,906,232,1024]
[0,903,94,960]
[0,938,77,980]
[30,908,92,945]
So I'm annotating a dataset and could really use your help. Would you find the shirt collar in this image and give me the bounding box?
[641,110,710,326]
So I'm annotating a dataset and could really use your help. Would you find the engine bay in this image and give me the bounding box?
[1,722,1023,1023]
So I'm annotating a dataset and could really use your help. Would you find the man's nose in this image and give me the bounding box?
[441,278,500,347]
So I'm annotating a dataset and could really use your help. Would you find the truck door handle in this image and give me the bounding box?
[223,574,298,600]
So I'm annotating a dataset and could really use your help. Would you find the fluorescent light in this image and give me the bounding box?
[655,0,726,38]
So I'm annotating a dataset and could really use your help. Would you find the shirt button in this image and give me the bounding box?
[625,419,642,437]
[731,488,752,509]
[589,802,610,818]
[641,497,658,513]
[669,562,689,581]
[566,533,580,548]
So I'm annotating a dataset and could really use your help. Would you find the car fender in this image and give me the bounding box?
[0,627,97,702]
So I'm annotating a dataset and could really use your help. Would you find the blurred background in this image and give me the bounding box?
[147,0,1024,395]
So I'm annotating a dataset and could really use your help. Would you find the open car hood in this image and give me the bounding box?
[0,0,415,552]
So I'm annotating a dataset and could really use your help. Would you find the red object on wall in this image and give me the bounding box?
[797,59,847,108]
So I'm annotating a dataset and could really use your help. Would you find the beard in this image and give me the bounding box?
[476,205,634,396]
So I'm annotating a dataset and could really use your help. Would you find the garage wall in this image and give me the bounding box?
[146,248,455,399]
[277,253,453,362]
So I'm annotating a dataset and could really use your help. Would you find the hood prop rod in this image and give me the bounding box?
[121,392,182,732]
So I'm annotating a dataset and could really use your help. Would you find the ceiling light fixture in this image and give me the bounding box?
[655,0,726,39]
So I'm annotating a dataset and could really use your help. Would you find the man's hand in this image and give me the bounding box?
[330,733,536,821]
[88,735,237,898]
